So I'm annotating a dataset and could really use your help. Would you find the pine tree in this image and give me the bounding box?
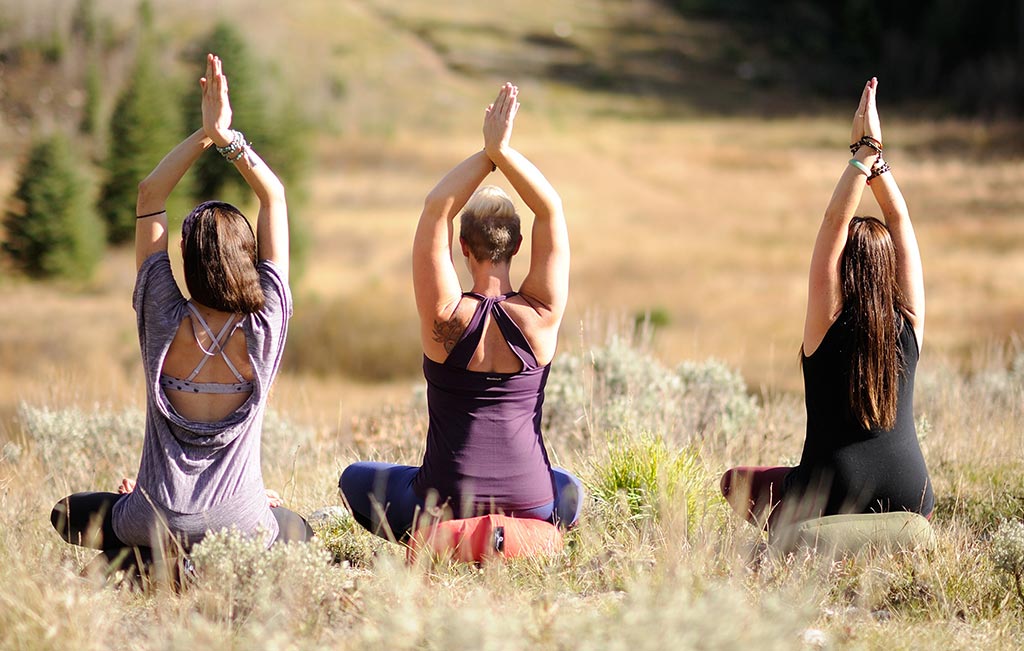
[3,133,105,279]
[184,22,271,201]
[184,22,311,276]
[98,24,181,243]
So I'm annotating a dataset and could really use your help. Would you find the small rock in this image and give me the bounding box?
[801,628,828,648]
[308,506,350,526]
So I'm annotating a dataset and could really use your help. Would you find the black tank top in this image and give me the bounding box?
[787,310,934,517]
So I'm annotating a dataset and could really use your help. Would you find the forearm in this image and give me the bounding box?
[487,146,561,218]
[823,147,878,225]
[215,131,286,206]
[871,169,924,316]
[136,129,212,213]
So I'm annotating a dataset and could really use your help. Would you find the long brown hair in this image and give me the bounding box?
[841,216,908,430]
[182,201,264,314]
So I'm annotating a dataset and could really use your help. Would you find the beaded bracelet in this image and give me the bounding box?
[848,158,871,177]
[849,135,884,156]
[866,159,891,185]
[215,130,247,159]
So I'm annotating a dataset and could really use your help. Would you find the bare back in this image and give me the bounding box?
[429,294,559,372]
[161,308,255,422]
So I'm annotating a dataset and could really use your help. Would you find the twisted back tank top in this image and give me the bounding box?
[414,292,555,513]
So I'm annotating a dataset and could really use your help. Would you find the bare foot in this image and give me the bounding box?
[117,478,136,494]
[266,489,282,508]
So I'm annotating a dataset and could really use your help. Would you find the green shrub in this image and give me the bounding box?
[2,133,104,279]
[585,433,720,532]
[310,506,392,567]
[544,336,758,449]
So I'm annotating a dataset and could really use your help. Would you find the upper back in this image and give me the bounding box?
[802,311,919,439]
[426,292,559,372]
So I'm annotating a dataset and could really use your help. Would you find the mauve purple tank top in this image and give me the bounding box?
[413,292,555,513]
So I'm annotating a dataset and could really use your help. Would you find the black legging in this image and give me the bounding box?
[51,492,315,563]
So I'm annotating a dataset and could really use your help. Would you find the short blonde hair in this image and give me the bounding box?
[459,186,520,264]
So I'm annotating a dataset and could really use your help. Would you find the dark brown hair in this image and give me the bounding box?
[182,201,264,314]
[841,216,908,430]
[459,186,521,264]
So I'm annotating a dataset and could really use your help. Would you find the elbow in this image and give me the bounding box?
[260,180,287,207]
[136,177,160,208]
[422,191,450,217]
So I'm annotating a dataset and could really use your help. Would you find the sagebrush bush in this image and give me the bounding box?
[544,336,758,449]
[190,529,346,630]
[990,519,1024,606]
[18,402,143,490]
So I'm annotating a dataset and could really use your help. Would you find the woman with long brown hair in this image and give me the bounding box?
[50,54,312,572]
[721,78,934,526]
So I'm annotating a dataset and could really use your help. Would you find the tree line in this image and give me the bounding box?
[671,0,1024,115]
[2,2,309,281]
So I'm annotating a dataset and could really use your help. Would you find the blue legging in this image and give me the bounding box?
[339,462,584,541]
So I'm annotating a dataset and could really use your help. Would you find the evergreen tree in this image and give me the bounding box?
[98,27,181,243]
[184,22,311,276]
[3,133,105,279]
[184,23,271,201]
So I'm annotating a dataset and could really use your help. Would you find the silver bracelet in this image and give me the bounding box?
[215,130,246,158]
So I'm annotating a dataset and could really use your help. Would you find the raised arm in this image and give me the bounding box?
[867,118,924,347]
[413,150,493,331]
[484,83,568,320]
[200,54,288,278]
[135,129,213,269]
[803,78,881,354]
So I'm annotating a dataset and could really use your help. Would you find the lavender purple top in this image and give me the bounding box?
[112,252,291,547]
[414,292,556,513]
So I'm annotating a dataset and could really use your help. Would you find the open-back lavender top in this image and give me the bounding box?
[112,252,291,547]
[414,292,556,513]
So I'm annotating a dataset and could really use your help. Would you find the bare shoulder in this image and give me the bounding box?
[504,294,561,365]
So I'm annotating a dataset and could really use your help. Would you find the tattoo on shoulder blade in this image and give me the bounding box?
[432,317,463,354]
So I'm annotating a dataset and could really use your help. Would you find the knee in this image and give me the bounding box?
[339,464,362,501]
[50,498,70,538]
[720,469,735,498]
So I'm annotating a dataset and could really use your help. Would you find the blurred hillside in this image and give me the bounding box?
[0,0,1022,416]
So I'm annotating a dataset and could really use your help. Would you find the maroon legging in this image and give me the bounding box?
[720,466,793,525]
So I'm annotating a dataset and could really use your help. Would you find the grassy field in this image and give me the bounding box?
[1,1,1023,648]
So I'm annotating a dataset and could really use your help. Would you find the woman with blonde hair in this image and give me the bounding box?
[340,83,582,541]
[721,78,934,526]
[51,54,312,570]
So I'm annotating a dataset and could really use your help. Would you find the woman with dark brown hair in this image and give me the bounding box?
[50,54,312,571]
[721,78,934,526]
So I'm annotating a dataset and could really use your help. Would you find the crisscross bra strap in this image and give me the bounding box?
[184,302,247,383]
[445,292,540,371]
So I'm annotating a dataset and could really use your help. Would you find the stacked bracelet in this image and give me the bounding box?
[215,130,249,161]
[849,135,883,156]
[867,159,891,185]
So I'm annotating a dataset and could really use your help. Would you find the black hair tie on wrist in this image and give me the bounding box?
[136,209,167,220]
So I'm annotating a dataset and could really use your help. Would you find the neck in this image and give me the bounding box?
[469,262,514,296]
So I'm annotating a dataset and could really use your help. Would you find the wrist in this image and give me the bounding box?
[853,147,879,164]
[210,131,233,148]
